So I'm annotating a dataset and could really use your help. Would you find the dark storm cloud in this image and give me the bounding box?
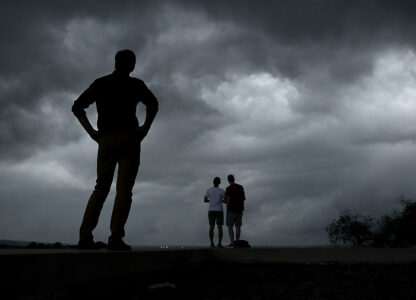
[177,0,416,76]
[1,0,416,245]
[1,0,414,159]
[0,1,161,160]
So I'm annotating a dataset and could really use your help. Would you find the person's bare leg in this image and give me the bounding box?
[236,225,241,242]
[209,225,215,246]
[217,225,223,246]
[228,226,234,245]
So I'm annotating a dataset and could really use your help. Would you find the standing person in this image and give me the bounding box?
[225,174,245,247]
[72,49,158,250]
[204,177,226,248]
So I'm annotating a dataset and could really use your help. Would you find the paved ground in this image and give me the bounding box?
[3,247,416,263]
[4,248,416,299]
[25,262,416,300]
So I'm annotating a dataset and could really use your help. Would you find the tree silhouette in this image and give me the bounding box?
[373,196,416,247]
[327,196,416,247]
[326,210,374,247]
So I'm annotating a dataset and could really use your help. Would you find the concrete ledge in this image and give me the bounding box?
[212,248,416,264]
[3,247,416,297]
[1,248,211,297]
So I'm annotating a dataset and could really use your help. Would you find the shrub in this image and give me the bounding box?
[327,196,416,248]
[326,210,374,247]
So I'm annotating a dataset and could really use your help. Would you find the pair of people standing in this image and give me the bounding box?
[204,175,245,248]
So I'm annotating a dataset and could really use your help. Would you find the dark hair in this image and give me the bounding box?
[227,174,235,183]
[115,49,136,73]
[213,177,221,186]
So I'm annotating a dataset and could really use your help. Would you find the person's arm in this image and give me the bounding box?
[225,196,230,209]
[137,81,159,139]
[204,190,210,203]
[72,82,99,142]
[76,114,100,142]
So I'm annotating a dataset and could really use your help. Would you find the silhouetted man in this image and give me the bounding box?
[204,177,225,248]
[225,174,245,247]
[72,49,158,250]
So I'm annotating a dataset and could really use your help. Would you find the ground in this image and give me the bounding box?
[22,262,416,300]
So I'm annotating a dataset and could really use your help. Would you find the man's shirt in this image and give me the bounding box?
[205,187,225,211]
[225,183,245,212]
[72,71,158,134]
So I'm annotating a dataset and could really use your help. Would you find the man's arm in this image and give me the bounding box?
[137,108,158,139]
[72,82,99,142]
[204,196,209,203]
[75,114,100,142]
[137,81,159,139]
[225,196,230,209]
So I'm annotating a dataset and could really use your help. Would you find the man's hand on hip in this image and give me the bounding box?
[89,130,100,143]
[136,125,149,141]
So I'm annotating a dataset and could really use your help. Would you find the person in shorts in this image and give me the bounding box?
[225,174,245,247]
[204,177,226,248]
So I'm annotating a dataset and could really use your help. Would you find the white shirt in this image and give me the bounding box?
[205,187,225,211]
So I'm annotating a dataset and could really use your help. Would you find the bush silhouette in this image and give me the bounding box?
[327,196,416,247]
[373,197,416,247]
[326,210,374,247]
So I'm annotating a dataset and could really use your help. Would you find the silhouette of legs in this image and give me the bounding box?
[235,225,241,242]
[210,225,223,247]
[79,133,140,244]
[227,225,241,246]
[217,225,223,246]
[226,211,242,246]
[209,225,215,247]
[228,226,234,245]
[109,136,140,242]
[79,140,117,242]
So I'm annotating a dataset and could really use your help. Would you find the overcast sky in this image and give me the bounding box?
[1,0,416,246]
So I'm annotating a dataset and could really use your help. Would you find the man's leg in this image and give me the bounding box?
[217,225,223,246]
[226,210,235,246]
[209,225,215,247]
[217,211,224,247]
[226,210,234,246]
[235,212,242,242]
[79,139,117,243]
[208,211,215,246]
[109,135,141,244]
[228,226,234,244]
[236,225,241,242]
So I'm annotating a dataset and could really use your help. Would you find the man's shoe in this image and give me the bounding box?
[216,244,224,248]
[210,243,215,248]
[108,239,132,251]
[78,240,99,250]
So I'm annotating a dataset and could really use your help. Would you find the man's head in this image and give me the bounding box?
[227,174,235,183]
[115,49,136,74]
[213,177,221,187]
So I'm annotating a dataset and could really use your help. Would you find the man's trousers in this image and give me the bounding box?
[79,132,141,242]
